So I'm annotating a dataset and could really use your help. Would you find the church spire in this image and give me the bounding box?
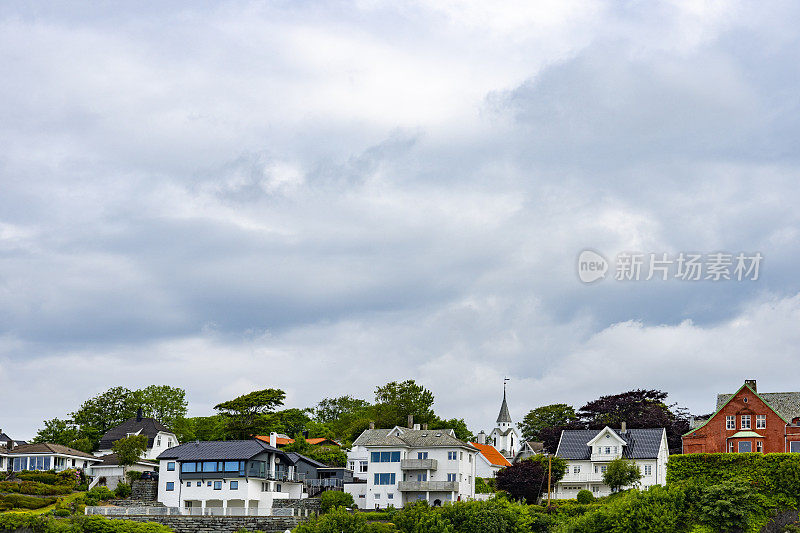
[496,378,512,424]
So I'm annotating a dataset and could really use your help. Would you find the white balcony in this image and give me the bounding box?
[400,459,438,470]
[398,480,458,492]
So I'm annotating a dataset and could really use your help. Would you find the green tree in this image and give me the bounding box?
[135,385,188,428]
[214,388,285,439]
[314,396,371,423]
[603,457,642,493]
[32,419,92,452]
[71,387,139,447]
[695,481,761,532]
[429,417,472,442]
[319,490,354,512]
[373,379,435,427]
[269,408,312,437]
[527,454,567,494]
[519,404,577,442]
[111,434,148,468]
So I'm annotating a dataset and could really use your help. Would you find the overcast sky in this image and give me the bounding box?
[3,1,800,440]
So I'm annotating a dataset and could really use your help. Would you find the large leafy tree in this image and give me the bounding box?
[134,385,188,429]
[314,396,372,424]
[268,408,313,437]
[32,418,92,453]
[578,389,690,454]
[214,388,286,439]
[429,417,472,442]
[519,404,577,442]
[71,386,140,446]
[495,459,546,504]
[373,380,435,427]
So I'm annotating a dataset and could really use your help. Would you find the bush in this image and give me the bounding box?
[0,514,174,533]
[576,490,594,504]
[77,483,89,491]
[294,506,367,533]
[692,481,762,532]
[0,480,73,495]
[87,486,115,501]
[114,482,132,498]
[475,477,493,494]
[320,490,355,512]
[53,508,71,517]
[126,470,143,482]
[0,494,58,510]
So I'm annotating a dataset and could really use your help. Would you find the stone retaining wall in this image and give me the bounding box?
[273,498,321,512]
[114,515,302,533]
[131,480,158,502]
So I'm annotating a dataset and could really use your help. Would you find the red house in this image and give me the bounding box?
[683,380,800,454]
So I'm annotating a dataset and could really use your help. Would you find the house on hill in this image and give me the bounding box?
[682,379,800,454]
[95,409,179,460]
[554,425,668,499]
[6,443,101,472]
[469,440,511,478]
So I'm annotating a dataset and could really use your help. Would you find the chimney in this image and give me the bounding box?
[413,424,421,430]
[269,432,277,447]
[407,414,414,429]
[745,379,757,393]
[136,408,143,422]
[477,431,486,445]
[302,430,309,439]
[369,421,375,430]
[621,421,627,433]
[422,424,428,430]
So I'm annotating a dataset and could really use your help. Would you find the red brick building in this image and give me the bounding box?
[683,380,800,454]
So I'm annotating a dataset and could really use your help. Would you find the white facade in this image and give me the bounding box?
[95,430,178,461]
[88,460,158,490]
[344,426,477,510]
[554,427,669,500]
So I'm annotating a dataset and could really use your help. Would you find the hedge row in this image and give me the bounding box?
[0,514,173,533]
[0,494,58,510]
[667,453,800,501]
[0,480,74,496]
[14,470,79,487]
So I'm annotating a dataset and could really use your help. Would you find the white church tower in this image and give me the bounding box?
[487,379,522,460]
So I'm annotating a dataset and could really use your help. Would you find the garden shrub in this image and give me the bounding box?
[114,482,132,499]
[87,486,115,501]
[294,506,368,533]
[0,494,58,510]
[126,471,143,482]
[0,480,73,495]
[320,490,354,512]
[475,477,493,494]
[576,490,594,504]
[0,514,173,533]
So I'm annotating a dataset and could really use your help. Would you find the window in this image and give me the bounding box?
[738,441,752,453]
[207,481,212,487]
[573,465,581,474]
[359,461,368,473]
[276,484,281,492]
[213,481,222,490]
[726,416,735,430]
[791,441,800,453]
[592,486,600,493]
[230,481,239,490]
[167,462,175,471]
[371,452,401,463]
[756,415,766,429]
[604,446,611,454]
[181,462,196,473]
[202,461,218,472]
[418,452,429,460]
[388,494,394,499]
[166,482,175,491]
[374,473,396,485]
[167,439,173,447]
[728,442,734,453]
[12,458,27,472]
[601,465,608,474]
[644,465,652,476]
[448,451,457,460]
[157,437,161,446]
[417,473,427,481]
[375,493,381,499]
[196,482,201,487]
[757,441,763,453]
[741,415,751,430]
[447,473,456,482]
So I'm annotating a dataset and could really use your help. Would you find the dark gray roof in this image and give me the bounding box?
[717,392,800,422]
[497,391,513,424]
[94,453,158,467]
[353,428,476,450]
[556,428,665,460]
[157,440,280,461]
[284,452,326,468]
[98,417,173,450]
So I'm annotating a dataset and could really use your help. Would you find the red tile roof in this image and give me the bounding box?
[254,436,340,447]
[469,442,511,467]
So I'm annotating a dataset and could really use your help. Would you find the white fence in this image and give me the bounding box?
[85,506,296,517]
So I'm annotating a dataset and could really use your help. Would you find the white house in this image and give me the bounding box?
[95,410,179,461]
[483,387,522,461]
[6,443,101,473]
[554,426,669,499]
[469,440,511,479]
[87,453,159,490]
[156,435,305,515]
[344,425,477,509]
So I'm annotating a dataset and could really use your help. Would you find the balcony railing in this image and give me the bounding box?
[590,452,622,462]
[559,473,605,483]
[400,459,438,470]
[398,481,458,492]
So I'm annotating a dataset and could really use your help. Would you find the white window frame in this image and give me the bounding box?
[756,415,766,429]
[756,441,763,453]
[726,416,735,430]
[741,415,751,430]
